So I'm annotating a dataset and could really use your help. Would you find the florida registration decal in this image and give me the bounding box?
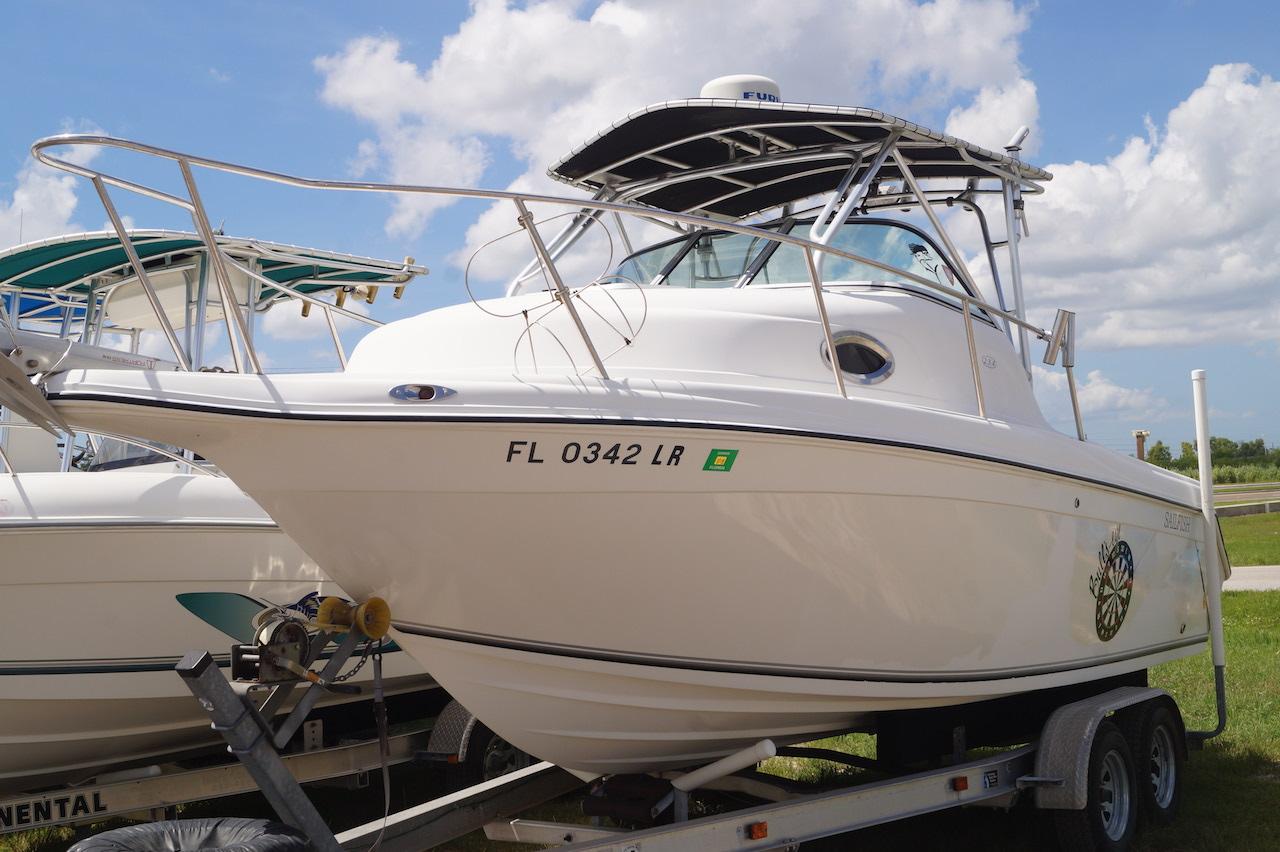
[702,448,739,472]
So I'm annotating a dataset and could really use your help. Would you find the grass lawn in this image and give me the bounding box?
[1221,512,1280,566]
[5,592,1276,852]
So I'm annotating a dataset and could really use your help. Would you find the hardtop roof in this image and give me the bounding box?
[549,99,1051,219]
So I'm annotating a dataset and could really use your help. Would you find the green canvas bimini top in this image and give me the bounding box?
[0,230,425,301]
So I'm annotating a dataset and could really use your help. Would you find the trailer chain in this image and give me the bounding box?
[331,637,376,683]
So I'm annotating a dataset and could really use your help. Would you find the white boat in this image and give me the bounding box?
[16,79,1227,776]
[0,232,430,792]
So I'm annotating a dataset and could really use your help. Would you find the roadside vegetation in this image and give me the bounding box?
[1143,435,1280,484]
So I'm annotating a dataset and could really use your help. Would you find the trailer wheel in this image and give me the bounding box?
[449,722,532,788]
[1123,702,1184,826]
[1055,720,1139,852]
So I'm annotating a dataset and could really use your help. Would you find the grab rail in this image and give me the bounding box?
[30,134,1086,438]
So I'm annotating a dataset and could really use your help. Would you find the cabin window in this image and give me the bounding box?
[822,332,893,384]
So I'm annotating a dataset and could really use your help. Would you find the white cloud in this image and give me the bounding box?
[349,139,380,178]
[1023,64,1280,349]
[0,160,84,247]
[315,36,489,236]
[101,214,136,233]
[1033,366,1170,424]
[315,36,431,128]
[0,120,104,247]
[944,78,1039,155]
[314,0,1032,271]
[312,10,1280,360]
[209,67,231,84]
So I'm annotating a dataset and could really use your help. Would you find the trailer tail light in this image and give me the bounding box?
[745,821,768,840]
[951,776,969,791]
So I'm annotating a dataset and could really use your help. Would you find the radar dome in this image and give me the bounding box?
[699,75,781,103]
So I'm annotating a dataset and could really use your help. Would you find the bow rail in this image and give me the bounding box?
[28,133,1087,439]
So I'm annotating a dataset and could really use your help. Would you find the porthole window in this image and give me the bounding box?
[821,332,894,385]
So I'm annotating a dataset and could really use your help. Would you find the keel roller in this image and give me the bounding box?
[354,597,391,640]
[316,595,391,640]
[315,596,353,630]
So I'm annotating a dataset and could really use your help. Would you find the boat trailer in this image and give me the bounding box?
[67,591,1215,852]
[136,657,1199,852]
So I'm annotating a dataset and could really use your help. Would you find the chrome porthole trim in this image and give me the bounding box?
[820,331,894,385]
[389,384,457,401]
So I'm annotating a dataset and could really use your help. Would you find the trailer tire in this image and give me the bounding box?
[1054,720,1139,852]
[1121,702,1184,826]
[448,722,532,788]
[68,818,309,851]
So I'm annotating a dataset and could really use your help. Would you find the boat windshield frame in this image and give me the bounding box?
[616,216,958,289]
[610,215,997,326]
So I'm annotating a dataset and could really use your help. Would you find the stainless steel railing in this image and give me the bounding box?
[30,133,1087,439]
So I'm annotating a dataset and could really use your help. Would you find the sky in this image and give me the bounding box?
[1,0,1277,455]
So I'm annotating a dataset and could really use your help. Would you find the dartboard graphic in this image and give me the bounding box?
[1092,539,1134,641]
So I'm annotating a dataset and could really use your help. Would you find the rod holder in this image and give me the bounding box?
[1042,309,1075,367]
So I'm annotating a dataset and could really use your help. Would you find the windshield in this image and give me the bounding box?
[663,230,776,288]
[756,220,959,292]
[84,436,185,471]
[611,219,964,299]
[613,225,782,288]
[614,237,687,286]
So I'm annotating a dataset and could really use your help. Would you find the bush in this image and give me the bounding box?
[1185,464,1280,483]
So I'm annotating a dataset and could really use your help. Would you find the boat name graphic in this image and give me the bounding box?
[283,591,324,620]
[1163,511,1194,533]
[1088,531,1135,642]
[506,440,685,466]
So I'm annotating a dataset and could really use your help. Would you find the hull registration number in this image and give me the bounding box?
[506,440,685,466]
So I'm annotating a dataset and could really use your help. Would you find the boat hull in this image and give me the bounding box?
[398,633,1193,774]
[40,389,1213,774]
[0,472,429,793]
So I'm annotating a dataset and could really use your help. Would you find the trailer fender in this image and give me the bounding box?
[425,699,482,761]
[1033,685,1170,810]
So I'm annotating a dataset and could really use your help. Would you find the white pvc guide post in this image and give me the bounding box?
[1192,369,1226,669]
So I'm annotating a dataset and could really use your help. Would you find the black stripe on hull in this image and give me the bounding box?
[393,620,1206,685]
[48,393,1204,514]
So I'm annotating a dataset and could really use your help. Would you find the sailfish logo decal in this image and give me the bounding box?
[1088,530,1134,641]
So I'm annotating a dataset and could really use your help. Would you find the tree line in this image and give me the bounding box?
[1145,437,1280,482]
